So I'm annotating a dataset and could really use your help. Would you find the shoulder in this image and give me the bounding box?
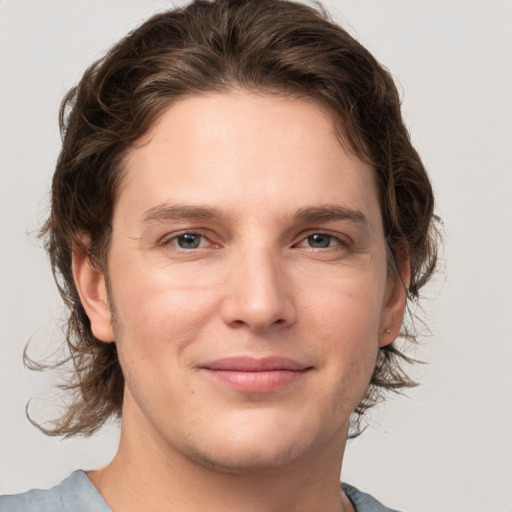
[0,471,111,512]
[341,482,403,512]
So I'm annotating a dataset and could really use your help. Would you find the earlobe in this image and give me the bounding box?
[379,253,411,347]
[72,244,115,343]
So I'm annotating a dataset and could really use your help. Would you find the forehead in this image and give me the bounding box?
[115,91,381,231]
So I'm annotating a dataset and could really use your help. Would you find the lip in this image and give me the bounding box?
[199,357,312,393]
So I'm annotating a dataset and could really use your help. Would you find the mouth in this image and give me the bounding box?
[199,356,313,393]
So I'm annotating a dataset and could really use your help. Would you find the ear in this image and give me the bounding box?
[72,243,115,343]
[378,251,411,347]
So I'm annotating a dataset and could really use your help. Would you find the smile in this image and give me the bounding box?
[199,357,313,393]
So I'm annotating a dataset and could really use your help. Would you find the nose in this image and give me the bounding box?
[221,248,297,333]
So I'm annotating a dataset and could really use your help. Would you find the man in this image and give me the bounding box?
[0,0,438,510]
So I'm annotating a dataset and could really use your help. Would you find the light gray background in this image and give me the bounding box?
[1,1,511,510]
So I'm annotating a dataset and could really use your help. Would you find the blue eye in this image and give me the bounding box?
[158,231,221,252]
[175,233,203,249]
[306,234,335,248]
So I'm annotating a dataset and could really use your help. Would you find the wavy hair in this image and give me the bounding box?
[29,0,439,437]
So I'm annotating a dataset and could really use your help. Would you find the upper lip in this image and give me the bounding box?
[200,356,310,372]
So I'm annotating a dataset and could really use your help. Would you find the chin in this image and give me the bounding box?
[178,410,330,474]
[186,440,304,474]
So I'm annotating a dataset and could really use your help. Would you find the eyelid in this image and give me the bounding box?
[152,226,352,250]
[159,230,220,249]
[293,230,352,248]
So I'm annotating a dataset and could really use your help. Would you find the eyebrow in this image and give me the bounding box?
[141,203,225,226]
[294,204,370,228]
[141,202,370,229]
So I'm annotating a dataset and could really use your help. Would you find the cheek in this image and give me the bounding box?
[303,271,386,340]
[111,274,221,415]
[303,274,385,392]
[115,277,218,343]
[108,261,224,380]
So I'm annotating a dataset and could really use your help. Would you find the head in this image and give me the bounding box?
[37,0,437,442]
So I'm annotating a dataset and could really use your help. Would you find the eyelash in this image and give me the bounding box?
[160,231,217,250]
[159,231,350,251]
[295,233,349,250]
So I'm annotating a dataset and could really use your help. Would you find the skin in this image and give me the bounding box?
[74,91,408,512]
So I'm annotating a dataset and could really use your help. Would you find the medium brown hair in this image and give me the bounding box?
[31,0,438,437]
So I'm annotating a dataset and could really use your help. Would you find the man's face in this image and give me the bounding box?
[85,91,405,472]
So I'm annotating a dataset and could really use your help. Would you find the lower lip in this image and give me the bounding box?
[201,369,309,393]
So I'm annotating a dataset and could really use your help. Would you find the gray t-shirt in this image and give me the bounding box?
[0,471,401,511]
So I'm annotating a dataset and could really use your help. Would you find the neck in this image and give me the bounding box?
[88,397,353,512]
